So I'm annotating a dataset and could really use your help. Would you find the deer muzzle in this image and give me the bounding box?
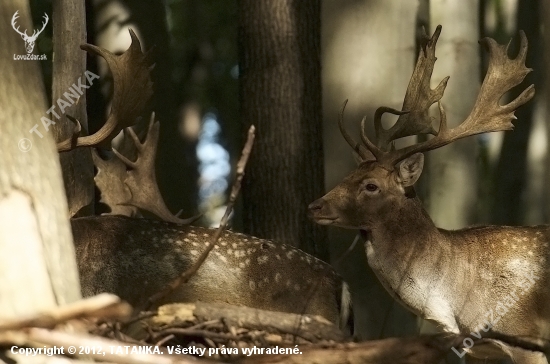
[308,198,338,225]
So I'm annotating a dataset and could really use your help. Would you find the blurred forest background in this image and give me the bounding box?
[21,0,549,359]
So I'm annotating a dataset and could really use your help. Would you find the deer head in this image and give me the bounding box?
[11,11,48,54]
[309,25,535,232]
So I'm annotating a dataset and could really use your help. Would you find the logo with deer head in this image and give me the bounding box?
[11,10,49,54]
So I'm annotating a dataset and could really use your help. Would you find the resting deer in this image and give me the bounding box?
[55,30,350,330]
[72,214,349,328]
[309,26,549,363]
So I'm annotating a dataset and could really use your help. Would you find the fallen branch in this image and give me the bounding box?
[145,302,344,343]
[0,293,131,331]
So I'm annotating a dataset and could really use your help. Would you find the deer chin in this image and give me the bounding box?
[314,217,338,225]
[314,217,365,230]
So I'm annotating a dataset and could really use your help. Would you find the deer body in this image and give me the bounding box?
[72,215,348,326]
[310,26,548,363]
[367,183,550,333]
[369,222,549,337]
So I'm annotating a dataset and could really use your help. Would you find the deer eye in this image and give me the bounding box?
[365,183,378,192]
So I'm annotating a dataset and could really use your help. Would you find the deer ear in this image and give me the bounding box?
[398,153,424,187]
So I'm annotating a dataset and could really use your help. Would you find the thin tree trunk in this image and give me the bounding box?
[544,0,550,223]
[322,0,418,339]
[51,0,95,217]
[0,0,81,318]
[426,0,480,229]
[238,0,327,259]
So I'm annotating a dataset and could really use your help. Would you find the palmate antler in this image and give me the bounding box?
[111,113,197,224]
[57,29,153,152]
[341,25,535,167]
[57,30,194,224]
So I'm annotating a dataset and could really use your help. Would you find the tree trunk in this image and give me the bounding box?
[426,0,480,229]
[321,0,418,339]
[238,0,327,259]
[544,0,550,223]
[51,0,95,218]
[0,0,81,318]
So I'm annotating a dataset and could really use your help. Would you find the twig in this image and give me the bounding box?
[144,125,256,310]
[155,334,175,347]
[159,319,221,332]
[122,311,157,326]
[0,294,131,331]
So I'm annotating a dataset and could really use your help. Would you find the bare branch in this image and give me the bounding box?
[144,125,256,310]
[0,294,131,331]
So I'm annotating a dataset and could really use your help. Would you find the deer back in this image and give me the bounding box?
[72,215,348,326]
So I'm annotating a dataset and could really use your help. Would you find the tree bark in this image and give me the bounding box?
[544,0,550,223]
[51,0,95,218]
[426,0,480,229]
[0,0,81,318]
[238,0,327,259]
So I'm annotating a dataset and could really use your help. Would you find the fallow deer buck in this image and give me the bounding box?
[57,30,350,330]
[72,115,349,328]
[309,26,549,363]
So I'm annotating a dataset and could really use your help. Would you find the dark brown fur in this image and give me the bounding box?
[71,215,347,325]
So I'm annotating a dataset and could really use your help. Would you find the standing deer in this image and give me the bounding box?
[309,26,549,363]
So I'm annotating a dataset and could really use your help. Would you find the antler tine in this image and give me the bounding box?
[113,112,196,224]
[379,30,535,166]
[58,29,153,152]
[373,107,409,150]
[385,101,449,162]
[360,115,385,160]
[373,25,448,151]
[338,100,372,160]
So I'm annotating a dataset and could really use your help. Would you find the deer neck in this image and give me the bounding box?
[368,195,440,254]
[364,196,465,332]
